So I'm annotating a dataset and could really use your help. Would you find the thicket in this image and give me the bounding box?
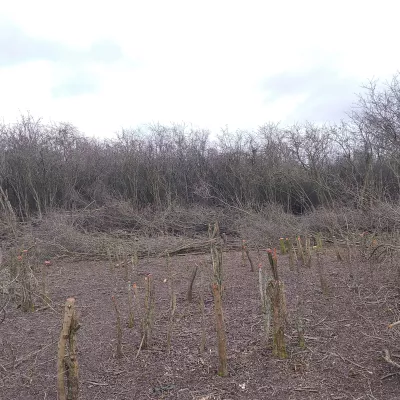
[1,75,400,225]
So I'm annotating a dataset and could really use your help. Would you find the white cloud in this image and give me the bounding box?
[1,0,400,137]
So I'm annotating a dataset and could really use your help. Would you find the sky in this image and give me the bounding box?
[1,0,400,138]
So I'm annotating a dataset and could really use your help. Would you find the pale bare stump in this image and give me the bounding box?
[41,261,51,305]
[125,251,134,329]
[279,238,287,255]
[131,248,139,284]
[166,292,176,354]
[187,264,198,303]
[397,264,400,297]
[296,237,306,267]
[304,236,312,268]
[221,232,227,247]
[296,294,305,349]
[212,283,228,377]
[133,282,138,316]
[316,251,329,296]
[199,264,206,355]
[141,274,155,350]
[106,246,113,272]
[9,257,18,301]
[258,263,271,346]
[209,222,223,295]
[294,265,305,349]
[127,249,139,328]
[267,280,287,359]
[57,297,79,400]
[332,235,343,262]
[244,242,255,272]
[287,239,296,271]
[209,222,228,376]
[166,255,176,353]
[111,296,123,358]
[20,259,34,312]
[266,250,287,359]
[123,252,129,282]
[346,238,355,281]
[241,239,255,272]
[241,240,246,269]
[127,282,134,328]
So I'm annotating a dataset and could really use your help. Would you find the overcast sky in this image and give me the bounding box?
[1,0,399,138]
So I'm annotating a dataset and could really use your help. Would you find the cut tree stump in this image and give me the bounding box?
[57,297,79,400]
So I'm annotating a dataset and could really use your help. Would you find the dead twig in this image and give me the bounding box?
[388,320,400,329]
[293,387,319,393]
[383,349,400,369]
[5,340,57,369]
[86,381,109,387]
[331,352,373,375]
[381,372,399,380]
[135,335,145,359]
[0,294,10,324]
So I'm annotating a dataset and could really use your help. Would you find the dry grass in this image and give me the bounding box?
[3,200,400,268]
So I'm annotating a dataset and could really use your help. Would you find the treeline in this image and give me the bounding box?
[1,75,400,219]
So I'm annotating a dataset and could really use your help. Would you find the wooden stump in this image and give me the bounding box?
[57,297,79,400]
[212,283,228,377]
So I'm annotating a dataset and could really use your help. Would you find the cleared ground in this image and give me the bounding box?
[1,246,400,399]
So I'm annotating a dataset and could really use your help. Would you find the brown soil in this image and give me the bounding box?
[1,247,400,399]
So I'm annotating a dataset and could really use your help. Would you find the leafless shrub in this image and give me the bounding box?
[302,202,400,237]
[235,204,300,247]
[2,77,400,224]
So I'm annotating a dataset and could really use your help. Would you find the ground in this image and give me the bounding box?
[1,246,400,399]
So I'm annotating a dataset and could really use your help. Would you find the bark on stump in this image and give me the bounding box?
[57,297,79,400]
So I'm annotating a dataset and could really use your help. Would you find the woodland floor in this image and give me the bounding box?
[1,245,400,399]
